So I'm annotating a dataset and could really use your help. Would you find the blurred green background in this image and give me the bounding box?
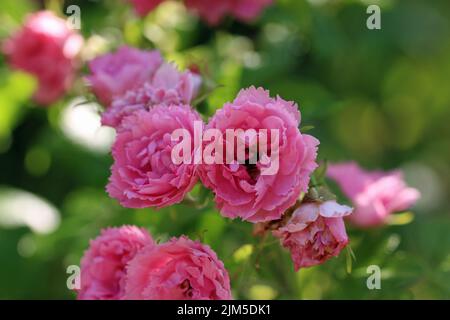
[0,0,449,299]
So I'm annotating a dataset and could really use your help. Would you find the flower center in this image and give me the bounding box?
[179,279,193,298]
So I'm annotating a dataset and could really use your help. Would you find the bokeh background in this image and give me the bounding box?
[0,0,449,299]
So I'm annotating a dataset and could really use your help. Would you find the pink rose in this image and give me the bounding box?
[101,63,202,128]
[199,86,319,223]
[2,11,83,105]
[273,201,352,270]
[77,226,154,300]
[125,236,232,300]
[128,0,166,16]
[107,105,201,209]
[184,0,273,25]
[86,46,163,105]
[327,162,421,228]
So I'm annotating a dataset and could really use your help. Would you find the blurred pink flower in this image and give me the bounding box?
[101,63,202,128]
[199,86,319,223]
[77,226,154,300]
[128,0,166,16]
[86,46,163,105]
[125,236,232,300]
[273,201,352,270]
[2,11,83,105]
[185,0,273,25]
[107,105,201,209]
[327,162,421,228]
[126,0,272,24]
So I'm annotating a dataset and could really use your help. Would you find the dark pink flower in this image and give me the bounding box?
[2,11,83,105]
[77,226,153,300]
[125,236,232,300]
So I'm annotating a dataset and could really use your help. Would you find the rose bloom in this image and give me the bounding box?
[77,226,154,300]
[199,86,319,223]
[86,46,163,105]
[327,162,420,228]
[125,236,232,300]
[107,105,201,209]
[128,0,165,16]
[273,201,352,270]
[2,11,83,105]
[185,0,273,25]
[101,63,202,128]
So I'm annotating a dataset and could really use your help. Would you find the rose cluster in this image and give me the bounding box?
[86,45,357,274]
[76,226,231,300]
[82,37,422,290]
[88,46,322,223]
[128,0,273,25]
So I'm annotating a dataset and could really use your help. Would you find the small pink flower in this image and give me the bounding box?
[185,0,273,25]
[86,46,163,105]
[125,236,232,300]
[128,0,166,16]
[101,63,201,128]
[107,105,201,209]
[77,226,154,300]
[327,162,420,228]
[199,86,319,223]
[273,201,352,270]
[2,11,83,105]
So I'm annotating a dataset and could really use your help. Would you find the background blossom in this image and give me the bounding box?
[327,162,420,228]
[127,0,273,25]
[185,0,273,25]
[86,46,162,106]
[128,0,166,16]
[101,63,201,128]
[2,11,83,105]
